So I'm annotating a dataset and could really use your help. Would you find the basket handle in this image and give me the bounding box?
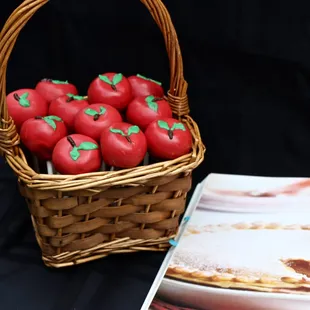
[0,0,189,155]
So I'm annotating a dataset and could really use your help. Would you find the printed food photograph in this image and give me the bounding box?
[199,174,310,213]
[150,298,199,310]
[156,174,310,310]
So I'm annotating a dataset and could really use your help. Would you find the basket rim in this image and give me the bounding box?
[6,115,205,191]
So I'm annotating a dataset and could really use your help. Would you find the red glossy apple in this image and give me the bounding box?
[6,89,49,131]
[35,78,78,103]
[52,134,101,175]
[128,74,164,98]
[20,115,67,160]
[126,95,172,130]
[49,93,89,132]
[87,73,132,110]
[145,118,192,160]
[74,103,122,142]
[100,122,147,168]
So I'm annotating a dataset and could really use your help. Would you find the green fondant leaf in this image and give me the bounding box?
[85,108,98,116]
[137,74,148,80]
[127,125,140,136]
[67,93,85,100]
[20,92,29,99]
[145,95,158,112]
[171,122,186,131]
[136,74,162,85]
[110,128,125,136]
[18,92,30,107]
[78,142,98,151]
[146,95,155,102]
[43,116,62,130]
[112,73,123,85]
[46,115,62,121]
[44,118,57,130]
[148,101,158,112]
[157,120,170,131]
[70,147,80,161]
[149,78,162,86]
[52,79,69,84]
[99,106,106,115]
[99,75,112,85]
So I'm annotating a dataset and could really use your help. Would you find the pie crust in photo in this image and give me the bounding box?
[166,222,310,294]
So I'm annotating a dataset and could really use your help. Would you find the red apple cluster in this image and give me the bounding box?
[6,73,192,175]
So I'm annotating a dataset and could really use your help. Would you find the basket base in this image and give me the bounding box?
[20,172,191,267]
[34,217,173,268]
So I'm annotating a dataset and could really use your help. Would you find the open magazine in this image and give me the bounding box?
[141,174,310,310]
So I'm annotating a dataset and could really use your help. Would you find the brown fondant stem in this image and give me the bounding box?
[67,136,76,147]
[13,93,20,101]
[168,129,173,140]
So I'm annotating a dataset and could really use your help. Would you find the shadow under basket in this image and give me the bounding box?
[0,0,205,268]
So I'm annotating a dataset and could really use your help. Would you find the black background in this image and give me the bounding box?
[2,0,310,309]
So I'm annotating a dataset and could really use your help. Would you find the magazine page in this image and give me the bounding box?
[140,183,205,310]
[149,174,310,310]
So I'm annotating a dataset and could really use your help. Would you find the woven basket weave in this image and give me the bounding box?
[0,0,205,268]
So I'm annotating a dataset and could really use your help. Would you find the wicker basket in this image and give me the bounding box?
[0,0,205,268]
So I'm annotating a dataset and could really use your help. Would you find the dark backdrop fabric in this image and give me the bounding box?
[2,0,310,309]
